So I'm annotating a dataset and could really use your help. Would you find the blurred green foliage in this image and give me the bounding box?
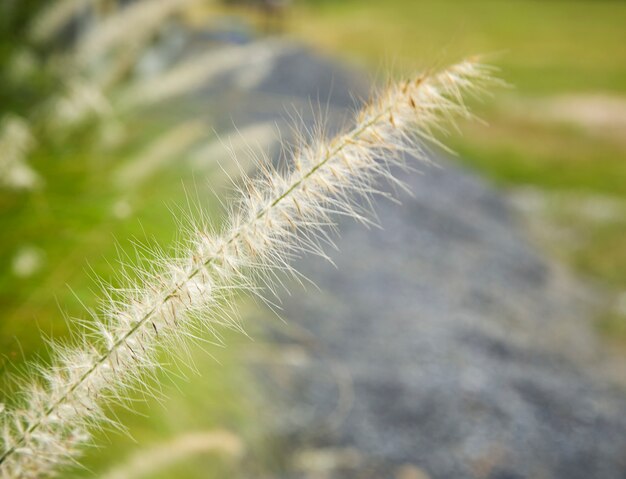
[0,2,57,113]
[0,1,43,45]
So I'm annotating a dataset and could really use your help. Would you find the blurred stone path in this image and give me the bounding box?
[159,33,626,478]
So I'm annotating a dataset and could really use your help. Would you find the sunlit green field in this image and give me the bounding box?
[290,0,626,342]
[293,0,626,93]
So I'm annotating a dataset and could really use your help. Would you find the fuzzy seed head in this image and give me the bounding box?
[0,59,495,478]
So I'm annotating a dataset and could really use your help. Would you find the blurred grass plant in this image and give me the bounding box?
[0,116,40,191]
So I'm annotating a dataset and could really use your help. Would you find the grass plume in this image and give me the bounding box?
[75,0,200,72]
[0,59,494,478]
[29,0,99,44]
[0,115,40,190]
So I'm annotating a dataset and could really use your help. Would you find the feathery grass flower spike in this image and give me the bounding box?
[0,58,495,478]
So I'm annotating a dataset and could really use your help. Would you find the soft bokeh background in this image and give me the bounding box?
[286,0,626,340]
[1,1,625,477]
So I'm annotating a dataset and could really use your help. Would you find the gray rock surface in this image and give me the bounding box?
[165,35,626,478]
[254,162,626,478]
